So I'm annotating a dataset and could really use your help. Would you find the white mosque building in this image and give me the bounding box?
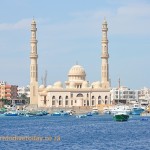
[29,19,111,108]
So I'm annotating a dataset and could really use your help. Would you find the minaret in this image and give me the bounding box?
[30,19,38,105]
[101,19,110,88]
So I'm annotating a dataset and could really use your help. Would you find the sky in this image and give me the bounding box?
[0,0,150,89]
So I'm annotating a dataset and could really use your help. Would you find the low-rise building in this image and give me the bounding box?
[110,86,138,104]
[0,81,18,100]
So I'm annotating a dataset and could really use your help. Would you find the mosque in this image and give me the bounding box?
[29,19,111,108]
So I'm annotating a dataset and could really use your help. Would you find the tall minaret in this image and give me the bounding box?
[30,19,38,105]
[101,19,110,88]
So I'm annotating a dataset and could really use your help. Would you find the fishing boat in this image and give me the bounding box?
[113,112,129,122]
[131,103,144,115]
[86,112,93,116]
[76,114,86,118]
[92,107,99,115]
[51,112,61,116]
[4,111,18,116]
[110,105,131,115]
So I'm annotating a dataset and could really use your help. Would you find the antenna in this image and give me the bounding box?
[43,70,47,87]
[118,78,120,89]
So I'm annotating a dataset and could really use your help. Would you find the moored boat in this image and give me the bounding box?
[92,107,99,115]
[113,112,129,122]
[131,104,144,115]
[4,111,18,116]
[51,112,61,116]
[86,112,93,116]
[76,114,86,118]
[110,105,131,115]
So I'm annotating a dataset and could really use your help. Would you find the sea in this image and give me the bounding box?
[0,115,150,150]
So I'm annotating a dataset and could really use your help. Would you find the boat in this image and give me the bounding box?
[4,111,18,116]
[76,114,86,118]
[113,112,129,122]
[86,112,93,116]
[110,105,131,115]
[92,107,99,115]
[0,108,7,114]
[51,112,61,116]
[131,104,144,115]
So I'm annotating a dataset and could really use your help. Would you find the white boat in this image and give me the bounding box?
[4,111,18,116]
[110,105,131,115]
[130,103,144,115]
[76,114,86,118]
[92,107,99,115]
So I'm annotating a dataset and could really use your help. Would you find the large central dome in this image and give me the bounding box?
[68,65,86,81]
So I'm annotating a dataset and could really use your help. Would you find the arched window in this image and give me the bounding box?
[87,100,89,106]
[92,100,95,106]
[92,96,95,99]
[76,93,83,97]
[98,96,101,104]
[52,96,55,106]
[59,96,62,106]
[52,96,55,100]
[105,96,108,104]
[65,96,68,106]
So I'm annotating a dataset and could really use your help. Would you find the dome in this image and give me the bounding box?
[68,65,86,76]
[68,65,86,82]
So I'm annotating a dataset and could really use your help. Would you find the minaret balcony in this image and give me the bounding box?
[30,39,38,43]
[101,40,108,43]
[30,54,38,58]
[31,27,37,31]
[101,53,109,58]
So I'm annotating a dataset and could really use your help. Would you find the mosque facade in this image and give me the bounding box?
[29,19,111,108]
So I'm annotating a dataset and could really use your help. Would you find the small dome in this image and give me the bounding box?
[53,81,63,88]
[46,85,52,90]
[39,85,45,92]
[39,85,45,89]
[82,81,88,88]
[92,81,101,89]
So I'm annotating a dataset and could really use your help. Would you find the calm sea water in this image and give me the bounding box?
[0,115,150,150]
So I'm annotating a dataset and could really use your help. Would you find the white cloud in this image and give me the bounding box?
[0,19,31,30]
[118,2,150,17]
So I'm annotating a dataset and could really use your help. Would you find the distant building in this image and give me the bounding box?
[18,85,30,98]
[138,87,150,106]
[110,86,138,104]
[0,81,18,100]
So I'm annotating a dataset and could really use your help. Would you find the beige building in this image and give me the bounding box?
[29,19,111,108]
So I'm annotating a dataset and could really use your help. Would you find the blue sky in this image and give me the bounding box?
[0,0,150,89]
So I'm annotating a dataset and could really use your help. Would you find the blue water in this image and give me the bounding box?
[0,115,150,150]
